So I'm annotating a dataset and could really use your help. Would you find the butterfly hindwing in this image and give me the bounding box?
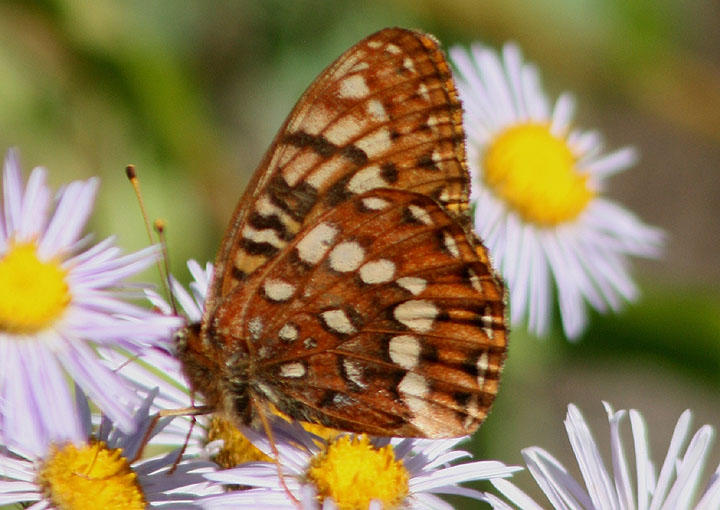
[211,189,505,437]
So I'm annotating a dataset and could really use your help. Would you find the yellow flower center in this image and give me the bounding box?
[0,242,70,333]
[37,441,146,510]
[207,415,272,467]
[483,123,595,225]
[307,435,409,510]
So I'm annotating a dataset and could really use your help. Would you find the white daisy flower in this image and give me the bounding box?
[485,403,720,510]
[0,148,181,454]
[0,389,220,509]
[449,43,665,339]
[199,419,521,509]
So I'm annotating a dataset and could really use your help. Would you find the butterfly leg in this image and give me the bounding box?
[252,393,301,506]
[128,404,213,465]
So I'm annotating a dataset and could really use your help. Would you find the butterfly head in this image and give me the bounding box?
[175,322,227,412]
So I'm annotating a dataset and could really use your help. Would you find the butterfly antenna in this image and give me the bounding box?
[125,164,174,309]
[154,219,178,315]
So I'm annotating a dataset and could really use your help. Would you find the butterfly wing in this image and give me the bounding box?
[206,27,471,311]
[191,27,507,438]
[213,188,505,436]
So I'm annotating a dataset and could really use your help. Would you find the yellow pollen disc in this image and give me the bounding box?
[307,435,409,510]
[0,242,70,333]
[207,415,271,467]
[483,123,595,225]
[37,441,146,510]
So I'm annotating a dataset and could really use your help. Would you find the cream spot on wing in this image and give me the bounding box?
[349,61,370,73]
[339,74,369,99]
[407,204,433,225]
[282,150,321,187]
[402,57,416,73]
[332,393,354,407]
[464,394,485,429]
[304,337,317,349]
[256,194,282,217]
[325,115,364,146]
[296,222,338,264]
[476,351,489,387]
[396,276,427,296]
[329,241,365,272]
[481,305,501,340]
[418,83,431,102]
[468,268,483,292]
[355,128,392,158]
[248,317,263,340]
[366,99,388,122]
[432,149,442,165]
[398,372,428,398]
[263,278,296,302]
[367,40,383,49]
[288,103,331,135]
[320,309,356,335]
[306,155,345,190]
[241,225,286,249]
[359,259,395,284]
[394,300,439,333]
[280,362,306,378]
[347,165,387,194]
[385,43,401,55]
[389,335,421,370]
[443,231,460,258]
[361,197,390,210]
[343,359,366,389]
[278,323,298,342]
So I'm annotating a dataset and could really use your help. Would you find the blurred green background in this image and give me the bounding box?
[1,0,718,507]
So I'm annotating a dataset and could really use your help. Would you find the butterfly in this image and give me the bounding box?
[177,27,506,439]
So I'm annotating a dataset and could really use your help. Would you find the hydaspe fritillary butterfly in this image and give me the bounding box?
[177,27,507,439]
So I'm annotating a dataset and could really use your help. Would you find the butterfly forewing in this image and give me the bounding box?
[180,27,507,439]
[208,28,471,303]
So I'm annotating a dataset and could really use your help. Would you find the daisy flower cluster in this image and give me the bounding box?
[0,150,216,508]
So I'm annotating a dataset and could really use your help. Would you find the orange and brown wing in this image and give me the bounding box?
[200,28,508,437]
[205,28,471,313]
[213,189,506,437]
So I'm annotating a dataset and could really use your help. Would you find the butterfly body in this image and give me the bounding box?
[178,28,507,439]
